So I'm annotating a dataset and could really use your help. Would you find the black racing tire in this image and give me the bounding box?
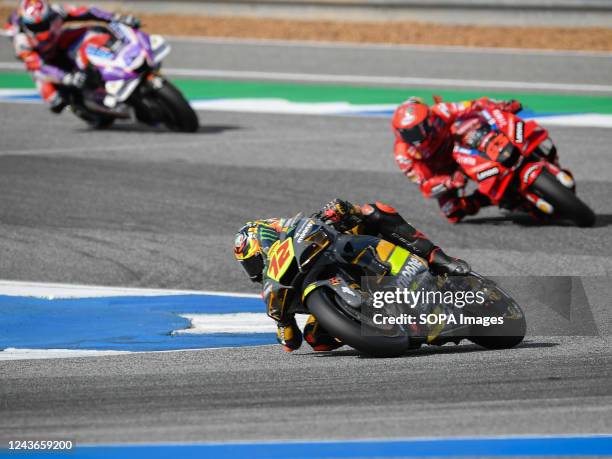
[71,105,115,129]
[89,115,115,129]
[530,169,595,227]
[305,288,410,357]
[153,80,199,132]
[467,298,526,350]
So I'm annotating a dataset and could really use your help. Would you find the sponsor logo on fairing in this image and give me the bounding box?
[456,146,475,155]
[85,45,113,59]
[401,257,425,278]
[476,167,500,181]
[396,156,412,166]
[515,121,524,143]
[523,164,540,184]
[431,184,447,196]
[437,103,450,118]
[492,109,507,127]
[295,219,314,243]
[481,110,497,129]
[457,155,477,166]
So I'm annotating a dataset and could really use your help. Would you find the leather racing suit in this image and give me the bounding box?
[393,97,522,222]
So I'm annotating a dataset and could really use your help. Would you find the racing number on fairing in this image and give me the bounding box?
[267,238,295,282]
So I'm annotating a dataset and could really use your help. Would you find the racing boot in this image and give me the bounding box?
[439,191,490,223]
[303,315,343,351]
[276,317,303,352]
[361,201,437,258]
[428,247,470,276]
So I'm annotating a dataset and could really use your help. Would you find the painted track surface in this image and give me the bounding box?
[1,337,611,443]
[0,40,611,444]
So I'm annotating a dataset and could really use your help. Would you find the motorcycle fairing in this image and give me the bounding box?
[76,23,168,107]
[453,109,560,206]
[302,277,362,308]
[267,238,296,282]
[149,34,170,65]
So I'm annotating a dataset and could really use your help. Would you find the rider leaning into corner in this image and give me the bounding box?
[4,0,140,113]
[234,199,470,353]
[392,96,522,223]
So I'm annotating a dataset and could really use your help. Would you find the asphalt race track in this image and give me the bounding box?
[0,39,611,444]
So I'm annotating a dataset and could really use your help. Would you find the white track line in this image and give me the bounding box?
[0,344,276,361]
[164,35,612,58]
[0,62,21,70]
[0,279,258,299]
[165,68,612,93]
[2,62,610,93]
[178,313,307,334]
[0,348,131,360]
[1,92,611,127]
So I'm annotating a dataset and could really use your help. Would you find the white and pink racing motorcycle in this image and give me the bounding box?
[40,22,198,131]
[72,22,198,131]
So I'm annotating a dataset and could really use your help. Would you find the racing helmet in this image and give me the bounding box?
[18,0,61,47]
[234,223,264,283]
[392,97,433,145]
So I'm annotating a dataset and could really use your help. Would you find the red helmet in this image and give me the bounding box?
[392,97,433,145]
[18,0,61,47]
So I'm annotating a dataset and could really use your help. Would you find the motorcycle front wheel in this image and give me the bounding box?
[305,288,410,357]
[151,79,199,133]
[70,105,115,129]
[530,169,595,227]
[462,275,526,350]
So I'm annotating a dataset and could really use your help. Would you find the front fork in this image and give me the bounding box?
[519,160,575,215]
[146,72,164,90]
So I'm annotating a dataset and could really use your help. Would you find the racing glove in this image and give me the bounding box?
[61,71,87,89]
[443,171,467,191]
[428,247,470,276]
[276,317,303,352]
[113,13,141,29]
[318,198,362,232]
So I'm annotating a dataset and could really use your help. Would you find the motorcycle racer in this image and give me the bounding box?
[392,96,522,222]
[234,199,470,353]
[5,0,140,112]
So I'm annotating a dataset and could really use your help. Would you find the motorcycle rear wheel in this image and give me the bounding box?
[530,169,595,227]
[306,288,410,357]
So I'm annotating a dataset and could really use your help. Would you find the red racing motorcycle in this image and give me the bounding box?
[451,106,595,226]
